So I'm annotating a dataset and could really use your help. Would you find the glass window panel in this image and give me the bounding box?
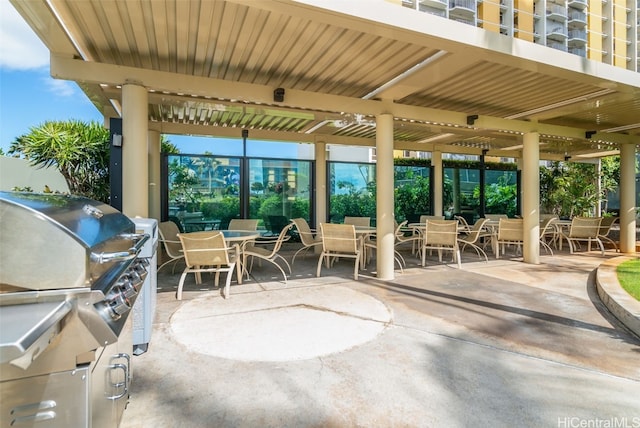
[445,167,480,223]
[485,170,518,217]
[394,166,431,223]
[167,155,241,231]
[248,158,312,234]
[328,162,376,223]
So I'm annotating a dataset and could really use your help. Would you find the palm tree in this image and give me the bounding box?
[9,120,110,202]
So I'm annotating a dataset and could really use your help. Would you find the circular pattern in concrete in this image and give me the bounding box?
[170,285,392,362]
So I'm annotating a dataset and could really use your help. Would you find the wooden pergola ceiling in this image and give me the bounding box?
[11,0,640,160]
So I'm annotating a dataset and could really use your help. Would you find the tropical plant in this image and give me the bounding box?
[471,175,518,217]
[8,120,110,202]
[539,161,599,218]
[395,173,430,221]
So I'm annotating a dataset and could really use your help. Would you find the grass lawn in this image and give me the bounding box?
[617,258,640,301]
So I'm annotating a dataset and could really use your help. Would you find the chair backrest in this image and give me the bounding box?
[320,223,359,254]
[271,223,293,254]
[420,215,445,223]
[177,231,231,267]
[344,216,370,227]
[539,216,557,238]
[159,221,184,258]
[424,220,458,247]
[394,220,408,237]
[598,217,618,236]
[485,214,508,221]
[167,215,184,233]
[497,218,523,242]
[454,215,471,230]
[228,219,259,230]
[569,217,602,239]
[463,218,489,243]
[292,218,317,245]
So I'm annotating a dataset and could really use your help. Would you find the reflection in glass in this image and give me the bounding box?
[445,167,480,223]
[248,159,312,234]
[328,162,376,224]
[167,155,241,231]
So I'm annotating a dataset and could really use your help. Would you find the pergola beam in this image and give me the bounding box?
[50,55,637,147]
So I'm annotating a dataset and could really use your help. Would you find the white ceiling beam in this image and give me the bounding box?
[50,55,636,146]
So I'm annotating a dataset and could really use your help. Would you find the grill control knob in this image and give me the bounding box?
[121,280,138,300]
[127,270,144,292]
[107,293,131,320]
[133,260,149,282]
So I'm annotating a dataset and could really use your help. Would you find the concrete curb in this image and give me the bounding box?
[596,255,640,338]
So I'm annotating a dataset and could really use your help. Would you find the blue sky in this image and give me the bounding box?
[0,0,306,158]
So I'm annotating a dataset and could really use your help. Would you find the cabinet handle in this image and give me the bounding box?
[107,361,129,400]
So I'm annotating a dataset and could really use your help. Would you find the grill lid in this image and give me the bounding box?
[0,191,139,291]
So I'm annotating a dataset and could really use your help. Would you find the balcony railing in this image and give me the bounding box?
[546,4,568,20]
[568,29,587,41]
[568,10,587,23]
[450,0,476,12]
[547,26,568,39]
[547,41,568,51]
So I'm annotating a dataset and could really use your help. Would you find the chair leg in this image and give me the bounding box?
[540,240,554,255]
[354,255,360,280]
[176,272,188,300]
[316,253,325,277]
[223,268,233,299]
[275,254,292,275]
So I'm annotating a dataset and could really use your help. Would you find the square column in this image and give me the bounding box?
[122,83,149,218]
[522,132,540,264]
[376,114,395,280]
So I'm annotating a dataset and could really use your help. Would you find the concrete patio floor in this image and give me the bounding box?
[121,242,640,428]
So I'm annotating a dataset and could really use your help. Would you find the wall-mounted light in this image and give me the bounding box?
[466,115,479,126]
[273,87,285,102]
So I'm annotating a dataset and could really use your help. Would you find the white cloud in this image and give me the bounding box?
[0,0,49,70]
[44,77,77,97]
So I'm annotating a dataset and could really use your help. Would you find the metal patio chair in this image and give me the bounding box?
[420,220,461,268]
[176,231,240,300]
[158,220,185,273]
[291,218,323,265]
[243,222,293,284]
[317,223,363,280]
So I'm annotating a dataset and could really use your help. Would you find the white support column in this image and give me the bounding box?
[122,83,149,218]
[596,159,602,217]
[619,143,637,253]
[432,150,443,216]
[314,141,327,229]
[522,132,540,264]
[376,114,395,280]
[148,129,161,221]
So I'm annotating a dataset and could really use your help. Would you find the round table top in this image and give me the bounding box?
[221,230,260,241]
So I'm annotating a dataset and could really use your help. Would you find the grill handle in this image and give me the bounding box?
[95,233,150,264]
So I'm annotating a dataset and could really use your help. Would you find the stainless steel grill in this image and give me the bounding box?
[0,191,151,428]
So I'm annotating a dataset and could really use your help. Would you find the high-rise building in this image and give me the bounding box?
[398,0,639,71]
